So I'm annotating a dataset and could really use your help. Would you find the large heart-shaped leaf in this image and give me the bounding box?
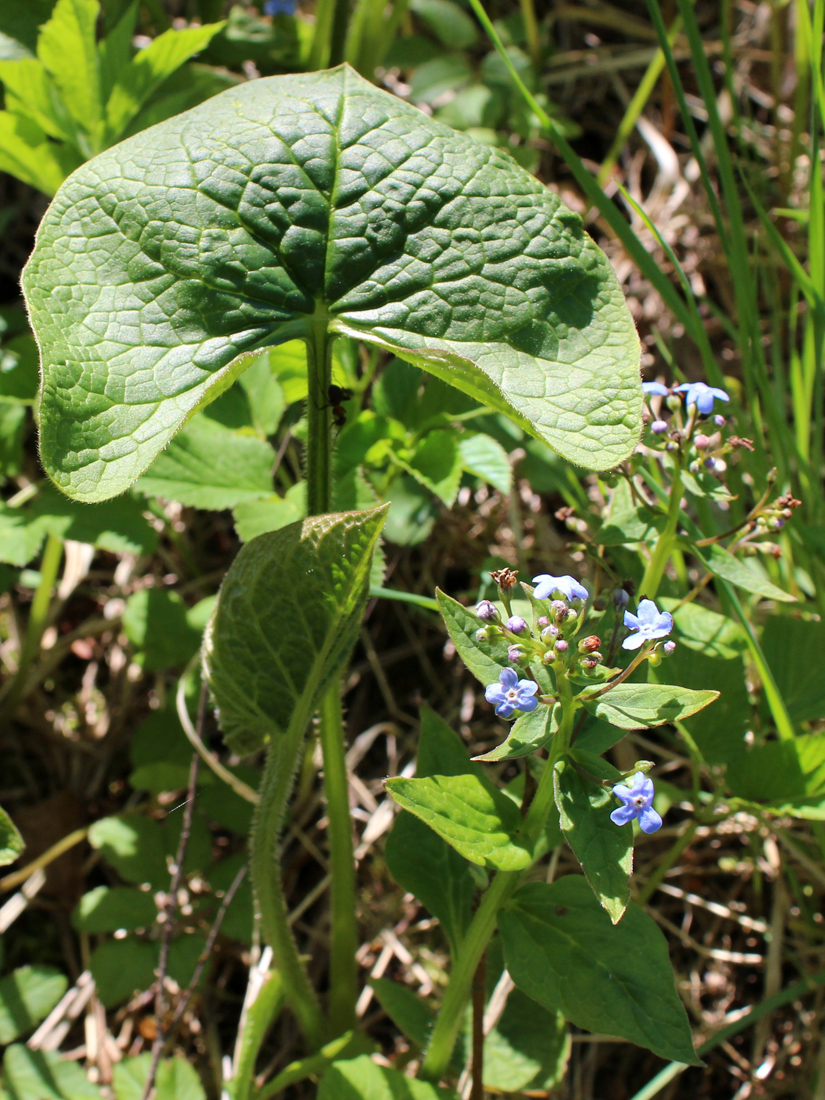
[23,65,641,502]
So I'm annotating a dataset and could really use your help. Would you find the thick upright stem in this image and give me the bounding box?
[252,734,325,1049]
[305,315,360,1035]
[319,688,358,1034]
[306,314,333,517]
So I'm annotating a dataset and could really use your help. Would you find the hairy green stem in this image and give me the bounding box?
[640,462,683,598]
[319,687,358,1034]
[251,735,325,1049]
[306,314,361,1035]
[306,314,334,517]
[421,679,577,1083]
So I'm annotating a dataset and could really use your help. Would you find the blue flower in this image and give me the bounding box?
[532,574,588,601]
[484,668,538,718]
[674,381,730,414]
[610,771,662,833]
[622,599,673,650]
[264,0,298,13]
[642,381,669,397]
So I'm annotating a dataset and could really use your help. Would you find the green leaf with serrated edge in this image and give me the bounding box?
[113,1055,205,1100]
[0,804,23,866]
[105,22,225,141]
[385,707,476,953]
[581,682,719,730]
[0,967,67,1043]
[24,66,640,503]
[474,703,558,762]
[72,886,157,933]
[134,418,275,510]
[703,544,796,603]
[204,507,386,755]
[386,773,532,871]
[87,814,168,889]
[37,0,102,150]
[3,1044,101,1100]
[318,1054,457,1100]
[499,877,700,1065]
[553,759,631,924]
[435,588,552,694]
[458,432,512,495]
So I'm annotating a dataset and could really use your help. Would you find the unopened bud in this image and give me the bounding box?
[666,395,682,413]
[651,419,668,434]
[613,588,630,609]
[564,608,578,624]
[579,654,602,670]
[541,625,559,643]
[579,635,602,654]
[476,600,498,622]
[647,650,662,667]
[537,616,549,628]
[714,415,726,427]
[554,639,569,655]
[663,640,676,656]
[694,434,709,451]
[770,516,785,530]
[506,615,528,634]
[550,600,567,620]
[508,645,524,663]
[475,628,489,643]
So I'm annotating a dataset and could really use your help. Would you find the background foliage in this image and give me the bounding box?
[0,0,824,1098]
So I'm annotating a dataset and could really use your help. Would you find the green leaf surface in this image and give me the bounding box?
[0,805,24,866]
[29,485,157,556]
[113,1055,205,1100]
[410,0,479,48]
[458,432,512,495]
[581,682,719,730]
[72,886,157,933]
[402,429,462,506]
[36,0,102,150]
[499,877,700,1064]
[370,979,434,1051]
[473,703,557,761]
[759,616,825,724]
[704,545,795,603]
[87,814,168,889]
[727,733,825,815]
[232,486,305,543]
[123,588,203,671]
[105,22,225,140]
[134,418,275,510]
[386,772,532,871]
[553,759,631,923]
[436,589,515,685]
[481,987,569,1093]
[24,66,641,502]
[204,508,386,755]
[0,967,68,1044]
[89,938,156,1008]
[660,598,746,660]
[0,110,78,194]
[2,1045,100,1100]
[318,1054,456,1099]
[664,645,749,767]
[0,57,71,143]
[384,708,476,953]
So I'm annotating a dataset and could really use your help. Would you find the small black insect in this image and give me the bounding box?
[327,384,354,428]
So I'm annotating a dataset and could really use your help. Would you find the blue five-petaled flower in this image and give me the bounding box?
[642,381,669,397]
[610,771,662,833]
[622,599,673,650]
[532,573,588,601]
[674,381,730,414]
[484,668,539,718]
